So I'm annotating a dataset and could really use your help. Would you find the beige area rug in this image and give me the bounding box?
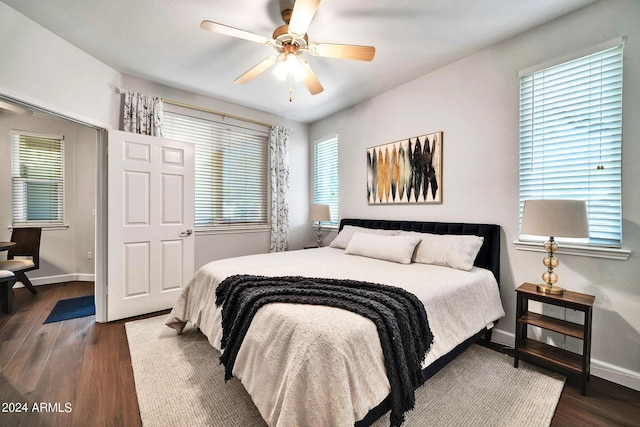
[126,315,565,427]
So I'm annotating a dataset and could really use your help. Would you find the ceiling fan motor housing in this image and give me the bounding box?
[273,23,308,55]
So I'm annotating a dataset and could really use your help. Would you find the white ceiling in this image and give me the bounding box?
[3,0,597,123]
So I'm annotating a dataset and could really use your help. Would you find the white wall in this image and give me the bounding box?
[0,3,122,129]
[310,0,640,390]
[73,125,98,276]
[0,112,97,283]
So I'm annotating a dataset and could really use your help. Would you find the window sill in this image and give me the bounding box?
[195,225,270,236]
[513,240,631,261]
[9,224,69,231]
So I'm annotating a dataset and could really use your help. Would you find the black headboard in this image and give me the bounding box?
[339,219,501,285]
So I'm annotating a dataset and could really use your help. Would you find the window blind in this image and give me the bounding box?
[11,132,65,226]
[163,112,269,229]
[313,135,339,225]
[519,44,623,247]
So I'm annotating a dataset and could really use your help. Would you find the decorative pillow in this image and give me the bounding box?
[398,231,484,271]
[329,225,397,249]
[344,233,422,264]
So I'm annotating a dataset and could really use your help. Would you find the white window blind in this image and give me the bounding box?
[519,43,623,247]
[11,131,65,226]
[163,111,269,229]
[313,135,339,225]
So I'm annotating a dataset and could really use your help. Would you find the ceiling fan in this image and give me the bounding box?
[200,0,375,99]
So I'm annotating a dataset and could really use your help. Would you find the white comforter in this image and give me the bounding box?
[166,247,504,427]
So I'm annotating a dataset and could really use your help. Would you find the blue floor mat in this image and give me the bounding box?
[44,295,95,324]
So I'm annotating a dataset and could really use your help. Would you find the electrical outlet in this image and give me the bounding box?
[87,251,93,260]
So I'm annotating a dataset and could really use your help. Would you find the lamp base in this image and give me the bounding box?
[537,284,565,295]
[315,225,323,248]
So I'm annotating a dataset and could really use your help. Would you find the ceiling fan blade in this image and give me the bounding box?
[300,60,324,95]
[309,43,375,61]
[288,0,321,35]
[235,56,278,84]
[201,20,271,44]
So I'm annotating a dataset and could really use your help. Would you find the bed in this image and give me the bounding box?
[166,218,505,426]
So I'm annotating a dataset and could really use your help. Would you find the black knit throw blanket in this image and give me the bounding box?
[215,274,434,427]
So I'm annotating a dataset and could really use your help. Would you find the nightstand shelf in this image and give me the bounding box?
[518,312,585,339]
[514,282,595,395]
[518,338,583,374]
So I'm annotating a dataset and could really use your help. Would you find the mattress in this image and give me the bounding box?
[166,246,505,426]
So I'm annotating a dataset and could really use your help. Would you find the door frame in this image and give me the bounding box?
[0,93,110,322]
[95,130,108,322]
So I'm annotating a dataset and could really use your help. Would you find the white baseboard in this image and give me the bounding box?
[491,327,640,392]
[491,327,516,348]
[590,360,640,392]
[13,273,95,287]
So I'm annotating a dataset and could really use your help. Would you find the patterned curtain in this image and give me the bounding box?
[270,126,291,252]
[122,91,164,136]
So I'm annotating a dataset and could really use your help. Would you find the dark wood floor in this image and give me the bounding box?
[1,281,639,427]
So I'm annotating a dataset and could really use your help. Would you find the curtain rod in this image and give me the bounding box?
[162,98,273,128]
[116,87,273,128]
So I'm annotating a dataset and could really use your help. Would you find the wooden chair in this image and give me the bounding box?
[0,270,17,313]
[0,227,42,295]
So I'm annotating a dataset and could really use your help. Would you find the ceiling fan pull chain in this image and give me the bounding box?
[289,74,293,102]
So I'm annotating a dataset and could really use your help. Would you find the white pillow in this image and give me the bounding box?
[344,232,421,264]
[398,231,484,271]
[329,225,397,249]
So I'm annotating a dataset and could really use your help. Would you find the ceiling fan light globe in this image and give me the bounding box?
[284,52,298,65]
[273,61,288,80]
[284,53,306,79]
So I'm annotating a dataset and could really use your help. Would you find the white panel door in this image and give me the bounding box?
[107,130,194,321]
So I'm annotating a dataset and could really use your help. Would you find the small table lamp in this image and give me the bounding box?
[521,199,589,295]
[309,204,331,247]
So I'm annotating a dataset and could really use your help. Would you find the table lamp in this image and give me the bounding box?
[308,204,331,247]
[520,199,589,295]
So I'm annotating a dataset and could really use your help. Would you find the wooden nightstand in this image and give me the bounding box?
[514,282,595,395]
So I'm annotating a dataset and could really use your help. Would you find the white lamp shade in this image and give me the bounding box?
[521,199,589,238]
[309,204,331,222]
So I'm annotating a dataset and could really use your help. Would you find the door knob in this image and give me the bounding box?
[180,229,193,237]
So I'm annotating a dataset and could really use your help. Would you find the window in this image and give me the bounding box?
[519,41,624,248]
[163,111,269,230]
[11,131,65,226]
[313,135,339,225]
